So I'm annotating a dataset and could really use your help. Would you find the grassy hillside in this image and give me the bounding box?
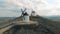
[0,16,60,34]
[30,16,60,34]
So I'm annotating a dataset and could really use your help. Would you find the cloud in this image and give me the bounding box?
[0,0,21,17]
[46,10,60,16]
[0,0,60,17]
[0,9,21,17]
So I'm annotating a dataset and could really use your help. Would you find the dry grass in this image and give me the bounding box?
[13,21,38,25]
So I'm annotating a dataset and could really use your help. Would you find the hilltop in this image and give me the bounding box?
[0,15,60,34]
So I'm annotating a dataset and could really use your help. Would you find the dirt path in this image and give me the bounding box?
[0,26,13,34]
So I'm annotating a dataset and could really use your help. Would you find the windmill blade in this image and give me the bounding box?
[23,8,27,12]
[21,8,26,13]
[21,8,27,12]
[20,9,24,16]
[21,9,23,12]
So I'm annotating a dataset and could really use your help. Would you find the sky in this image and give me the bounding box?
[0,0,60,17]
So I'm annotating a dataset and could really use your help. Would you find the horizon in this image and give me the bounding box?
[0,15,60,17]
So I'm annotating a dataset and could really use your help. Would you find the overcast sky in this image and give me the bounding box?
[0,0,60,17]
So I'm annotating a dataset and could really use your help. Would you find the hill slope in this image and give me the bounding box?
[0,16,60,34]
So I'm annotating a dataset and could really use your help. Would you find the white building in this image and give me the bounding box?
[23,12,29,22]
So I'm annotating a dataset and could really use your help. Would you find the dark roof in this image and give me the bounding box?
[23,12,29,15]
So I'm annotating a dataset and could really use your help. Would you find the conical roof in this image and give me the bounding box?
[23,12,29,16]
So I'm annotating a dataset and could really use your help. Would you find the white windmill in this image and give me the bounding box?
[21,8,29,22]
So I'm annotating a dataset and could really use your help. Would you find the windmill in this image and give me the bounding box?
[31,10,36,16]
[20,8,30,22]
